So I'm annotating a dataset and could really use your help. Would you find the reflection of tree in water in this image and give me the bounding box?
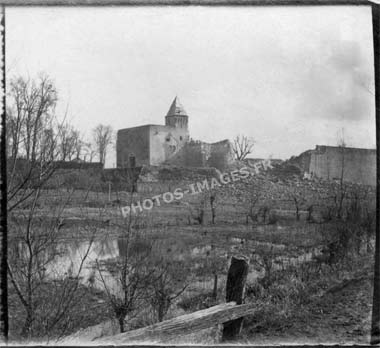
[117,237,128,258]
[93,238,119,259]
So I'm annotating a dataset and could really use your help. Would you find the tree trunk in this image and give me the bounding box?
[296,207,300,221]
[212,273,218,299]
[222,256,249,342]
[367,235,372,253]
[157,296,168,323]
[118,316,125,333]
[158,307,164,323]
[198,210,204,225]
[211,207,216,224]
[307,205,313,222]
[21,309,33,338]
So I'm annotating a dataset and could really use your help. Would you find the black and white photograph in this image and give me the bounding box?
[0,1,379,345]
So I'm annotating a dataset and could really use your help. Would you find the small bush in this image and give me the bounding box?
[177,292,219,312]
[267,213,278,225]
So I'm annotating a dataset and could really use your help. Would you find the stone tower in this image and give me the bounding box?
[165,96,189,130]
[116,96,191,167]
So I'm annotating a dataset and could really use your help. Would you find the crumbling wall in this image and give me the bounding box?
[167,139,234,170]
[207,140,234,170]
[136,165,218,193]
[309,145,376,186]
[287,150,312,173]
[149,125,189,166]
[167,140,204,167]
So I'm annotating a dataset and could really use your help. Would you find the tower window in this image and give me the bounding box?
[180,136,183,141]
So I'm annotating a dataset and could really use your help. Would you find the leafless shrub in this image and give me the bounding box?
[6,74,99,341]
[7,189,99,340]
[148,255,188,322]
[251,245,279,289]
[92,124,113,165]
[232,134,254,161]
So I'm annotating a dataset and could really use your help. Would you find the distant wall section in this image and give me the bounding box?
[168,139,234,170]
[309,145,376,186]
[117,126,150,168]
[290,145,376,186]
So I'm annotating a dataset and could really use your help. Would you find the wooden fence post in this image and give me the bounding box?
[222,255,249,341]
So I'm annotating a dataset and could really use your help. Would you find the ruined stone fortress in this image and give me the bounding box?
[116,97,234,170]
[116,96,376,186]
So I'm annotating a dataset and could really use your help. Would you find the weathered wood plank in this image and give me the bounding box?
[95,301,256,344]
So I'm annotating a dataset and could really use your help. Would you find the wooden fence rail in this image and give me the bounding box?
[95,301,256,344]
[61,255,251,344]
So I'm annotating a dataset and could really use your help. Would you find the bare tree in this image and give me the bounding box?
[283,182,309,222]
[149,254,188,322]
[56,123,83,161]
[8,75,57,162]
[7,189,97,339]
[96,187,154,333]
[6,74,59,213]
[209,191,217,225]
[205,245,226,300]
[239,179,262,224]
[82,142,96,163]
[5,74,98,341]
[96,236,154,332]
[335,131,347,219]
[92,124,113,165]
[73,130,84,160]
[251,245,279,289]
[232,135,254,161]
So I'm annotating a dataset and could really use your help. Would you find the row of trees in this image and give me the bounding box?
[6,74,113,166]
[4,73,197,341]
[4,74,115,340]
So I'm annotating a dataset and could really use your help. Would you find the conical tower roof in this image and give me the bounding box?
[166,96,188,117]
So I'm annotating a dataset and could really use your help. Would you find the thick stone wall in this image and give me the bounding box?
[116,125,150,168]
[291,145,376,186]
[167,139,234,170]
[207,140,235,170]
[287,151,312,173]
[309,145,376,186]
[54,161,104,170]
[103,167,142,191]
[117,124,189,167]
[149,125,189,165]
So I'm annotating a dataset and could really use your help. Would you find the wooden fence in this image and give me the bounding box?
[93,255,252,344]
[95,301,255,344]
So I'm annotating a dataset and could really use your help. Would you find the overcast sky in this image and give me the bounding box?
[6,6,376,167]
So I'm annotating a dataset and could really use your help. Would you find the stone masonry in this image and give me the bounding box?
[290,145,376,186]
[116,97,234,170]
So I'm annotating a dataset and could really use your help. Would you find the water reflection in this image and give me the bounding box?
[45,237,122,295]
[34,233,317,298]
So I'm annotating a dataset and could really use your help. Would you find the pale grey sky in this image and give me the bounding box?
[6,6,376,167]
